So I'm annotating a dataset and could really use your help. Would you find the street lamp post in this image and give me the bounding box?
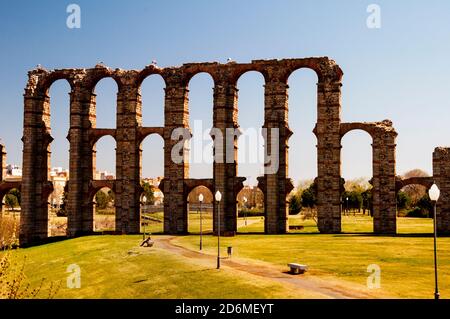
[199,193,204,251]
[346,197,349,216]
[243,196,248,226]
[429,183,440,300]
[142,195,147,240]
[215,190,222,269]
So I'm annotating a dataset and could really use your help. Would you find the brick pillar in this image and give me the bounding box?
[115,83,141,234]
[163,76,189,234]
[67,85,95,236]
[20,89,51,245]
[262,81,292,234]
[372,130,397,234]
[0,143,5,181]
[316,80,342,233]
[212,81,238,236]
[433,147,450,235]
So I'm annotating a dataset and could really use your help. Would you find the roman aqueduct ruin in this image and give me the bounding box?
[0,57,449,246]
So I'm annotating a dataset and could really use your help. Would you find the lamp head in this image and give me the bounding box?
[243,196,247,203]
[215,190,222,202]
[142,195,147,203]
[429,183,440,202]
[198,193,204,203]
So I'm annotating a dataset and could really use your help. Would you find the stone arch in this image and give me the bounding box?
[88,182,116,232]
[0,183,22,213]
[82,66,125,93]
[139,73,166,127]
[88,129,117,148]
[20,58,348,245]
[33,70,77,96]
[187,71,215,179]
[340,120,398,234]
[185,184,214,234]
[236,185,265,233]
[286,67,320,191]
[92,135,116,179]
[136,65,166,89]
[395,176,434,193]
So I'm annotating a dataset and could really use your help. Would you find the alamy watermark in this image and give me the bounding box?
[171,122,280,174]
[366,4,381,29]
[66,4,81,29]
[67,263,81,288]
[367,264,381,289]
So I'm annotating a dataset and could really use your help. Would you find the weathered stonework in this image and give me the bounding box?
[433,147,450,235]
[17,57,450,246]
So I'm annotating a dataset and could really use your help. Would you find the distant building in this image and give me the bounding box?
[142,176,164,205]
[5,164,22,182]
[95,170,115,180]
[49,168,69,208]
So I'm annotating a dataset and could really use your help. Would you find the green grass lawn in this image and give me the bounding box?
[3,214,447,299]
[174,215,448,299]
[3,235,317,299]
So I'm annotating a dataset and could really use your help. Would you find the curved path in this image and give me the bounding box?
[154,236,389,299]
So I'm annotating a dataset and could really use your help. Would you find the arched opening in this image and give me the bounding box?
[396,180,433,234]
[93,78,117,129]
[1,188,20,214]
[236,186,265,233]
[236,71,265,187]
[93,135,116,179]
[141,74,165,127]
[93,187,116,232]
[140,185,164,234]
[141,133,164,234]
[187,186,213,234]
[341,130,373,233]
[188,73,214,179]
[286,69,318,231]
[47,79,71,237]
[0,188,21,244]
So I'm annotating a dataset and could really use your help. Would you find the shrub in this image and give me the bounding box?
[406,207,428,218]
[0,215,19,249]
[0,219,60,299]
[238,208,264,217]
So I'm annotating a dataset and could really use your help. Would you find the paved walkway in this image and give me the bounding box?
[154,236,387,299]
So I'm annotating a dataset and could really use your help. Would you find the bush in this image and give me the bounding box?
[238,208,264,217]
[0,218,60,299]
[0,216,19,249]
[289,194,302,215]
[405,207,429,218]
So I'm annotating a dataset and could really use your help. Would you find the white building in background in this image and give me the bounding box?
[95,170,115,180]
[142,176,164,205]
[6,164,22,181]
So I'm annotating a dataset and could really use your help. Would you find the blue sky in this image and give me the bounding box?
[0,0,449,185]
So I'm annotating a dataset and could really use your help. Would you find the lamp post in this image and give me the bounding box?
[346,197,349,216]
[243,196,248,226]
[429,183,440,300]
[142,195,147,240]
[215,190,222,269]
[199,193,204,251]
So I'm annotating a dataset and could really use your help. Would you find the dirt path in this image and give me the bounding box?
[154,236,387,299]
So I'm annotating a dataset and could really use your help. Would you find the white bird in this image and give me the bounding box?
[152,60,157,65]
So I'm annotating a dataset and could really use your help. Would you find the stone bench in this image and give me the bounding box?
[287,263,308,274]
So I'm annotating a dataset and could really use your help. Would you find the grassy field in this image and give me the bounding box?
[2,213,447,299]
[174,214,448,299]
[2,235,318,299]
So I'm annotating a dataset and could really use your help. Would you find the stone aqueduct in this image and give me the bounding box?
[0,57,449,246]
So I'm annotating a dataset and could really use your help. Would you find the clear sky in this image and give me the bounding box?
[1,0,450,186]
